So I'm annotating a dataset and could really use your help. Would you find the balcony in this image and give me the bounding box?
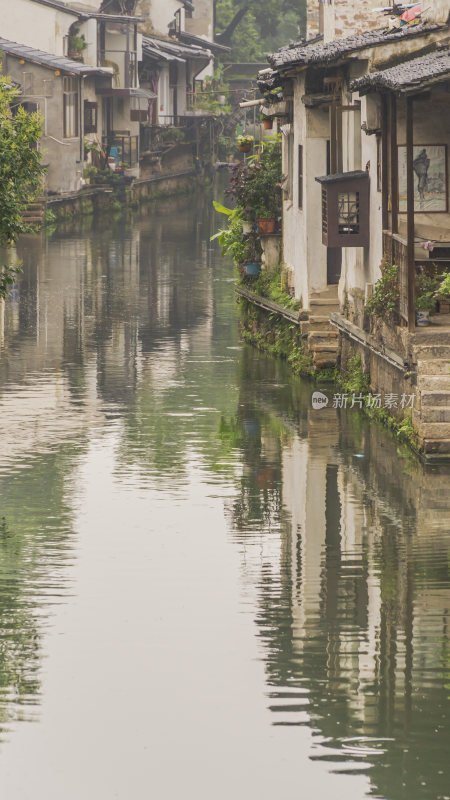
[102,133,139,168]
[98,20,140,91]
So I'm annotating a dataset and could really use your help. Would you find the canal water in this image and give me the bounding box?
[0,192,449,799]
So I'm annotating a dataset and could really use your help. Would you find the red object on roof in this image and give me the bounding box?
[400,5,421,22]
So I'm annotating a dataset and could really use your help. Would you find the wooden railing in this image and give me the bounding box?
[383,230,409,323]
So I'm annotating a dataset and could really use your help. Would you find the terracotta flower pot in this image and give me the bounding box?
[263,119,273,130]
[238,142,252,153]
[257,217,275,234]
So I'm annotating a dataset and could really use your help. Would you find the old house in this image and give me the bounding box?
[257,11,450,457]
[0,37,112,193]
[0,0,147,189]
[137,0,227,128]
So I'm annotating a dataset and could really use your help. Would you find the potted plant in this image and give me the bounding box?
[242,234,262,275]
[256,207,276,235]
[261,115,273,130]
[237,134,254,153]
[415,270,439,325]
[68,27,87,61]
[434,272,450,313]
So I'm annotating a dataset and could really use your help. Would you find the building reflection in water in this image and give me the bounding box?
[226,347,450,800]
[0,195,448,799]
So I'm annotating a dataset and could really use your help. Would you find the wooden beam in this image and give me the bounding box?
[406,95,415,331]
[337,106,343,173]
[330,100,337,174]
[381,94,388,232]
[390,93,398,238]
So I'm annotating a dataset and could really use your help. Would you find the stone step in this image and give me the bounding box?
[412,331,450,345]
[419,422,450,439]
[313,354,338,368]
[300,318,332,333]
[421,391,450,407]
[311,343,339,354]
[418,406,450,423]
[309,294,339,306]
[413,344,450,359]
[310,286,339,299]
[308,330,339,340]
[417,359,450,376]
[418,375,450,391]
[422,438,450,455]
[309,303,339,315]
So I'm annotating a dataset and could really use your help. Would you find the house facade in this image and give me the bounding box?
[257,13,450,457]
[0,0,148,190]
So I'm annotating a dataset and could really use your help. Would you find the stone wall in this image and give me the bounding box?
[307,0,385,41]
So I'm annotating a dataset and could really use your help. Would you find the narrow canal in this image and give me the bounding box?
[0,191,449,800]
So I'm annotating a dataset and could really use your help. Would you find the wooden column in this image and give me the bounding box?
[330,100,337,174]
[381,94,389,232]
[390,93,398,236]
[406,94,415,330]
[337,106,343,173]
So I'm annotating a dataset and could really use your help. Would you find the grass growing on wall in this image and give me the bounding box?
[237,297,336,379]
[339,351,420,453]
[241,266,299,310]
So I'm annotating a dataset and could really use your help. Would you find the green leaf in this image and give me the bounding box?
[212,201,233,216]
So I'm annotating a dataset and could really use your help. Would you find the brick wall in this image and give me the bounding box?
[307,0,385,42]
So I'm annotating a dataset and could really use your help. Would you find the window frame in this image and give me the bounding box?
[63,76,79,139]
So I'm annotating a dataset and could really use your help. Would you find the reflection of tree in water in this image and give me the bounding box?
[227,367,450,800]
[0,446,79,740]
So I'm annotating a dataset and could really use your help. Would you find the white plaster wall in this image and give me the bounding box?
[0,0,78,55]
[185,0,214,40]
[176,60,186,115]
[158,65,171,122]
[78,19,98,68]
[305,136,328,295]
[283,75,328,305]
[136,0,184,36]
[282,75,307,303]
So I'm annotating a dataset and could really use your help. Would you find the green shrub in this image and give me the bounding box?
[366,261,399,320]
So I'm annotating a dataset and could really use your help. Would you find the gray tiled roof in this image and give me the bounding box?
[0,37,112,76]
[29,0,81,13]
[351,47,450,93]
[142,35,209,63]
[268,24,441,70]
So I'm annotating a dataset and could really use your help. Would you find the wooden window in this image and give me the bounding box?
[284,133,294,200]
[63,76,78,138]
[316,171,370,248]
[22,72,34,94]
[298,144,303,208]
[84,101,97,134]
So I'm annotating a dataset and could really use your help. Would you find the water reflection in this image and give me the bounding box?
[226,348,450,799]
[0,193,448,799]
